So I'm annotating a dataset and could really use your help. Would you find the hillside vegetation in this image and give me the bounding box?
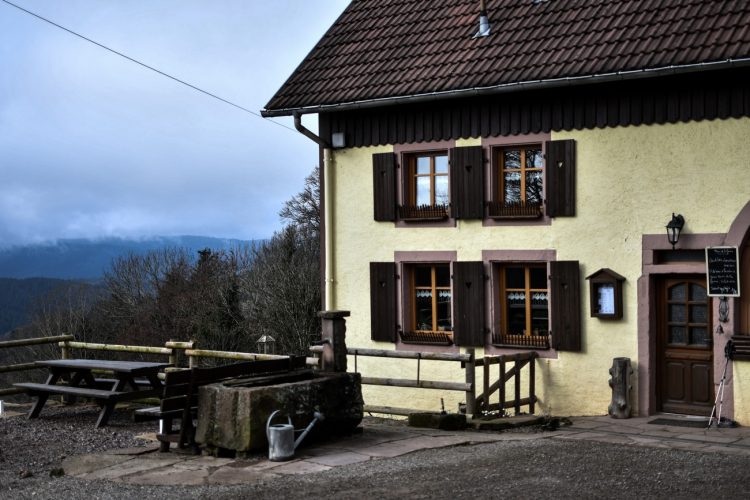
[0,167,320,359]
[0,278,91,337]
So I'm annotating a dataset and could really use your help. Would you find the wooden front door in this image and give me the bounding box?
[656,277,713,415]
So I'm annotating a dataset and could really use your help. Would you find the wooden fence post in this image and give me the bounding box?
[499,356,506,414]
[464,348,476,416]
[529,353,536,414]
[60,340,70,360]
[514,354,521,415]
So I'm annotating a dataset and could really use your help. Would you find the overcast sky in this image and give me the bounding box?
[0,0,349,248]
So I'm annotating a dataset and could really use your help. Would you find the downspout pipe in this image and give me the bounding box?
[293,112,335,310]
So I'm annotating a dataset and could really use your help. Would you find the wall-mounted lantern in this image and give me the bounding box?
[256,334,276,355]
[586,268,626,319]
[666,213,685,249]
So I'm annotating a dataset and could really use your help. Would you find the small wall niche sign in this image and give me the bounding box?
[706,246,740,297]
[586,268,625,319]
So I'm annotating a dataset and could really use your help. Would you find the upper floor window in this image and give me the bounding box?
[490,145,544,218]
[400,152,449,220]
[371,139,575,223]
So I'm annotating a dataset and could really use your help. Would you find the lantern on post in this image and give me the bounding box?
[256,334,276,355]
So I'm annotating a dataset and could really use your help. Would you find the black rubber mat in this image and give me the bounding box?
[648,418,709,428]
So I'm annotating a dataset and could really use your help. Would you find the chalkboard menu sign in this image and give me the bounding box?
[706,246,740,297]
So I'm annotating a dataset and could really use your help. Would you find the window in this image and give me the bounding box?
[402,263,453,344]
[489,145,544,218]
[370,258,580,351]
[494,264,550,348]
[400,152,449,220]
[373,139,574,223]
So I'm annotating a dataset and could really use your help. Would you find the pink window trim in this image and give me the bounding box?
[394,251,459,353]
[394,141,457,228]
[483,249,559,359]
[482,133,552,227]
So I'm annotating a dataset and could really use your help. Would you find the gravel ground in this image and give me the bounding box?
[2,404,750,499]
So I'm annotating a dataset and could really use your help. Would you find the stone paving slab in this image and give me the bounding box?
[272,459,332,475]
[123,466,211,486]
[303,450,372,467]
[62,453,134,476]
[559,416,750,456]
[78,455,185,481]
[676,433,740,444]
[58,416,750,486]
[208,466,277,485]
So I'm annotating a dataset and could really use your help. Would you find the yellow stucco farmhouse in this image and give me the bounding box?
[263,0,750,422]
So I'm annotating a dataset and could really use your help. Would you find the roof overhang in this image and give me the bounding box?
[261,58,750,118]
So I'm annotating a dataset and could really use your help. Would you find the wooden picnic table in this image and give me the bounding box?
[14,359,171,428]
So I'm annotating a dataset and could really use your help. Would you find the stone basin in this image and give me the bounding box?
[195,371,363,457]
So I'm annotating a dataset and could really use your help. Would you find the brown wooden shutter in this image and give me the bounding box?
[370,262,397,342]
[545,139,576,217]
[372,153,397,221]
[449,146,484,219]
[452,261,486,347]
[550,260,581,352]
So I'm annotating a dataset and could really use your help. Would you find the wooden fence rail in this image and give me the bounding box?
[309,345,477,416]
[0,336,297,398]
[310,345,539,418]
[0,335,75,396]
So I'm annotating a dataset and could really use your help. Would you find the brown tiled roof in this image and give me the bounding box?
[263,0,750,116]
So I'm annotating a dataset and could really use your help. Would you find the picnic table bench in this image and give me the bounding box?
[14,359,171,428]
[135,355,309,452]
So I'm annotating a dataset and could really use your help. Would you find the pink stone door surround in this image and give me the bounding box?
[638,200,750,417]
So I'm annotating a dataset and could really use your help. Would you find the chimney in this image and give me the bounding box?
[474,0,491,38]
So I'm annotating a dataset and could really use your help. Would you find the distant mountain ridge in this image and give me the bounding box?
[0,236,260,279]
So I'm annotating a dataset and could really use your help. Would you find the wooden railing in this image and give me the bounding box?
[184,348,289,367]
[0,335,74,396]
[0,336,300,397]
[309,345,477,416]
[310,346,539,417]
[475,352,538,415]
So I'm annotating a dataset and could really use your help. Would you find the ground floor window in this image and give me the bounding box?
[402,263,453,345]
[494,264,550,348]
[370,257,580,351]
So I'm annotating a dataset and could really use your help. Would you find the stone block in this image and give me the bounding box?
[407,412,467,431]
[196,372,363,455]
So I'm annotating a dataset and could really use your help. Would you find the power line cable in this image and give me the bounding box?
[0,0,296,133]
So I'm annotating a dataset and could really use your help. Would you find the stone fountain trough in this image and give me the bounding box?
[195,370,363,457]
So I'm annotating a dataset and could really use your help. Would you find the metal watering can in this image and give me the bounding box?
[266,410,325,461]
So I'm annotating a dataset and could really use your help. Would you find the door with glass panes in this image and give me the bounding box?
[656,276,713,415]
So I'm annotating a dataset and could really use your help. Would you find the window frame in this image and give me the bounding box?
[489,143,545,219]
[410,263,452,334]
[494,263,551,349]
[408,152,450,208]
[399,150,450,220]
[392,141,456,226]
[480,134,552,225]
[497,145,544,206]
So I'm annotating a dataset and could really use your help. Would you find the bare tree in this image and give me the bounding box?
[241,166,322,354]
[279,165,320,237]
